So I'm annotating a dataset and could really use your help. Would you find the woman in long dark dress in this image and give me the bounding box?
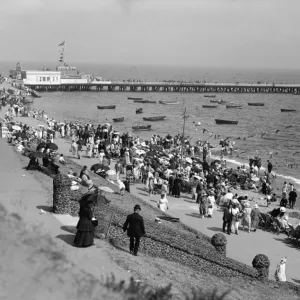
[74,202,95,247]
[172,174,182,198]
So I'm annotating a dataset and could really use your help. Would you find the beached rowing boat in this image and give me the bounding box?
[143,116,166,121]
[159,101,180,105]
[132,125,151,130]
[133,100,156,103]
[204,95,216,98]
[202,105,219,108]
[128,97,143,100]
[113,117,124,122]
[226,104,243,109]
[248,103,265,106]
[97,105,116,109]
[136,108,143,114]
[215,119,238,125]
[281,109,298,112]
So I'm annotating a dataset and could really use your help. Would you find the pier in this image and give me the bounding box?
[24,81,300,94]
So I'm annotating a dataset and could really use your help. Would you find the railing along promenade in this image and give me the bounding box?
[24,81,300,94]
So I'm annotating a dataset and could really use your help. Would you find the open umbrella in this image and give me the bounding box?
[80,192,98,205]
[95,165,110,173]
[76,139,85,145]
[46,143,58,151]
[106,170,116,176]
[29,151,45,159]
[98,186,114,193]
[146,151,155,157]
[12,125,21,131]
[91,164,105,172]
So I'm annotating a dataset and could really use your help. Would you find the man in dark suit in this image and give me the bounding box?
[123,204,146,256]
[222,203,232,235]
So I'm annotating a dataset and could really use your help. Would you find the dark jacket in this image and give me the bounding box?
[222,207,232,222]
[76,206,95,232]
[123,212,146,237]
[289,191,297,201]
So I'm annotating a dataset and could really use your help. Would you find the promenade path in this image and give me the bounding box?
[1,111,300,285]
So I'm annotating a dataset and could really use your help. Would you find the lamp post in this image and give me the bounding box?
[180,107,189,170]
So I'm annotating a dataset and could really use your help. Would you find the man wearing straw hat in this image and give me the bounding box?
[123,204,146,256]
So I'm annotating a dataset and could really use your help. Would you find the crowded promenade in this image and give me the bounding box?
[1,83,300,284]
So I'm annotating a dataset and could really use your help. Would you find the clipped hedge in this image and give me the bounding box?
[91,202,258,280]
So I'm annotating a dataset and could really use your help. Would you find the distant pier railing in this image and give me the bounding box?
[24,81,300,94]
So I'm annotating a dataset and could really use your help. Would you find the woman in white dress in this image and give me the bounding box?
[207,190,216,218]
[157,194,169,212]
[275,257,287,282]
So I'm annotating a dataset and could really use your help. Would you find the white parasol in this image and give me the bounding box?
[98,186,114,193]
[106,170,116,176]
[12,125,21,131]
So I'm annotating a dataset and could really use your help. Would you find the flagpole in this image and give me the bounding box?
[180,107,189,171]
[65,41,67,65]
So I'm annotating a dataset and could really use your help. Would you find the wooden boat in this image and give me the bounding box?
[113,117,124,122]
[281,109,298,112]
[143,116,166,121]
[136,108,143,114]
[215,119,238,125]
[248,102,265,106]
[97,105,116,109]
[128,97,143,100]
[210,99,228,104]
[132,125,151,130]
[202,105,219,108]
[159,101,180,105]
[31,90,41,98]
[133,99,156,103]
[226,104,243,109]
[204,95,216,98]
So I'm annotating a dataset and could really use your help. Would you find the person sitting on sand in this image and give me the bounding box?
[117,179,125,196]
[80,168,94,190]
[280,192,288,207]
[58,154,66,165]
[157,194,169,212]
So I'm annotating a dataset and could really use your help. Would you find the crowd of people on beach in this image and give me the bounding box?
[2,77,300,282]
[1,102,298,237]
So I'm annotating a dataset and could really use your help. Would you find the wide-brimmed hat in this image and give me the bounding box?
[280,207,286,212]
[134,204,141,211]
[254,204,258,209]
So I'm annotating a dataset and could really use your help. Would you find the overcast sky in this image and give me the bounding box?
[1,0,299,68]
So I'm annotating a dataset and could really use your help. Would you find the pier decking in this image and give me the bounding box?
[24,81,300,94]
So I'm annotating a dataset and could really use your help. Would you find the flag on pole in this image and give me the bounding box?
[58,41,65,46]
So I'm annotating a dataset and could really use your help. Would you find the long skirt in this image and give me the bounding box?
[74,230,94,247]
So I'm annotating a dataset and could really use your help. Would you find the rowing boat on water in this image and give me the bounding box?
[226,104,243,109]
[248,103,265,106]
[128,97,143,100]
[97,105,116,109]
[143,116,166,121]
[159,101,180,105]
[132,125,151,130]
[134,100,156,103]
[136,108,143,114]
[210,99,228,104]
[204,95,216,98]
[215,119,238,125]
[113,117,124,122]
[202,105,219,108]
[281,109,298,112]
